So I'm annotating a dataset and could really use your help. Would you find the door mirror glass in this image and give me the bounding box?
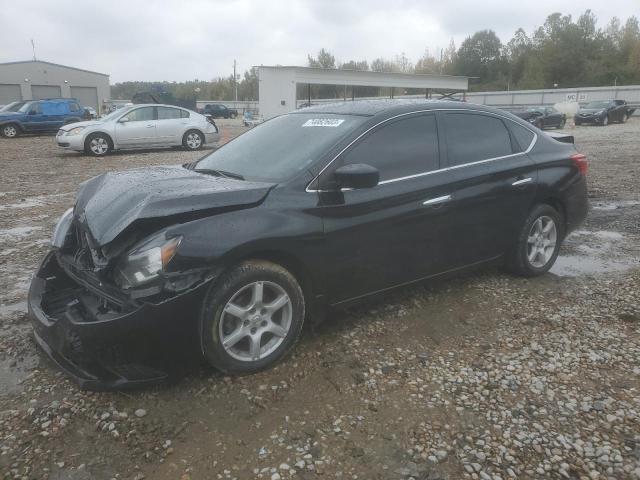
[334,164,379,189]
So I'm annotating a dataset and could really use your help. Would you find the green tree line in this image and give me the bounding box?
[111,10,640,101]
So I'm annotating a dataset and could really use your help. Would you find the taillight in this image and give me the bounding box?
[570,153,588,175]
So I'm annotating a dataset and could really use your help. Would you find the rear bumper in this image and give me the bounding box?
[563,176,589,235]
[29,252,211,390]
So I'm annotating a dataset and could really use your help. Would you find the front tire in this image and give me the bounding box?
[2,123,19,138]
[84,133,111,156]
[200,260,305,374]
[507,204,563,277]
[183,130,204,150]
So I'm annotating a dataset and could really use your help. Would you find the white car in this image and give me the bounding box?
[56,104,219,156]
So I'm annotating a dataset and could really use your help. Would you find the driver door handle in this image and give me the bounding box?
[423,194,452,206]
[145,124,155,128]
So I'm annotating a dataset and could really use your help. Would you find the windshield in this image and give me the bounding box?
[195,113,367,182]
[0,101,25,112]
[17,102,36,113]
[101,107,132,122]
[585,101,610,109]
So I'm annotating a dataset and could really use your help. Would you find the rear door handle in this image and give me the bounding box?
[423,194,452,206]
[512,177,533,186]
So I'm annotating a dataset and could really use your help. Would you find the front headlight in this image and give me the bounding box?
[66,126,86,136]
[114,235,182,289]
[51,207,74,247]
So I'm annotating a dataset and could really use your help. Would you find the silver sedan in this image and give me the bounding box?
[56,104,220,156]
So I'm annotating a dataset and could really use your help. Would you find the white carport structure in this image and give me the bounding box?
[257,66,469,119]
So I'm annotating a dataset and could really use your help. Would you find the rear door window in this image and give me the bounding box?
[157,107,182,120]
[443,113,513,166]
[338,114,439,182]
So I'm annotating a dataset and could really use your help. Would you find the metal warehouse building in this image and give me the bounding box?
[0,60,110,112]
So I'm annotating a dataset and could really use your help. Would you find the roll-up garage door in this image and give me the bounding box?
[70,86,99,110]
[0,84,22,104]
[31,85,62,99]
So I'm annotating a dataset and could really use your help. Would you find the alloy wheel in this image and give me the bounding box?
[186,132,202,149]
[3,125,17,137]
[527,216,557,268]
[218,281,292,362]
[90,137,109,155]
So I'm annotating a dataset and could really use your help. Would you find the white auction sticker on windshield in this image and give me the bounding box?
[302,118,345,127]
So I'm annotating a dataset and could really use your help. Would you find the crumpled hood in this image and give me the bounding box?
[74,165,275,246]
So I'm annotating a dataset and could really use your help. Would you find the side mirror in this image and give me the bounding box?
[334,164,379,190]
[28,110,38,115]
[118,116,130,123]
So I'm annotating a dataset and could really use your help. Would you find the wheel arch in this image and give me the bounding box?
[533,196,567,236]
[1,121,23,132]
[85,130,114,145]
[230,250,316,303]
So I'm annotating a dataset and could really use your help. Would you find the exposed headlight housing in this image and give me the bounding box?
[51,207,74,247]
[115,235,182,289]
[66,126,86,136]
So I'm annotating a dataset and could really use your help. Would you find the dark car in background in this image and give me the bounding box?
[29,100,588,389]
[514,106,566,129]
[0,98,85,137]
[574,99,635,126]
[203,104,238,119]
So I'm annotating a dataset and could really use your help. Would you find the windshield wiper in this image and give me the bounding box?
[193,168,245,180]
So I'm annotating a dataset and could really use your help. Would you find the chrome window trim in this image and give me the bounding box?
[305,108,538,193]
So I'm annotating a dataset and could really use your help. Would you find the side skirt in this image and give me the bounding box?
[329,254,503,308]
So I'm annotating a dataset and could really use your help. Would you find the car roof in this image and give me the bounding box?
[290,99,507,118]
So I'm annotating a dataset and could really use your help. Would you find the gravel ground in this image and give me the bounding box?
[0,117,639,480]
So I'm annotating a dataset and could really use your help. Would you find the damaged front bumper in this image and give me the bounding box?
[28,251,215,390]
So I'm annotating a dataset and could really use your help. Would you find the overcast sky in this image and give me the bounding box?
[1,0,638,83]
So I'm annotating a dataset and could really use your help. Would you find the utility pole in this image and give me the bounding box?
[31,39,36,61]
[233,59,238,102]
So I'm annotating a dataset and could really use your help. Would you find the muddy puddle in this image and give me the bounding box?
[552,229,639,277]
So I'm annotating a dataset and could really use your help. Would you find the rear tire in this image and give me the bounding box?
[507,204,563,277]
[1,123,19,138]
[200,260,305,374]
[183,130,204,150]
[84,133,112,156]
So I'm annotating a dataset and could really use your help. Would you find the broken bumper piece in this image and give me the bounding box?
[28,251,212,391]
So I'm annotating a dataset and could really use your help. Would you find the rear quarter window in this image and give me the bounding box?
[443,113,513,166]
[508,122,535,152]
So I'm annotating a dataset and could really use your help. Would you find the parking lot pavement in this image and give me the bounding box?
[1,119,639,479]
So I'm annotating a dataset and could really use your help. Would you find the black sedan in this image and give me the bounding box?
[574,99,634,126]
[29,100,589,389]
[514,106,566,129]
